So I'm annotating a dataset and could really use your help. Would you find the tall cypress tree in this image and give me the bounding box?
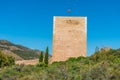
[39,51,43,62]
[44,47,49,65]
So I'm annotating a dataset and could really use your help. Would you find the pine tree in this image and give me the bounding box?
[39,51,43,62]
[44,47,49,65]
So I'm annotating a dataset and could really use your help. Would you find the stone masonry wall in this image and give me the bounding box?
[52,16,87,62]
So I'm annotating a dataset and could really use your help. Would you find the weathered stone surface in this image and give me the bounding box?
[52,16,87,62]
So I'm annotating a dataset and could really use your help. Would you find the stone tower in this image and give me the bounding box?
[52,16,87,62]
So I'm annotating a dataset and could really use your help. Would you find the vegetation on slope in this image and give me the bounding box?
[12,50,38,60]
[0,51,15,68]
[0,40,41,60]
[0,48,120,80]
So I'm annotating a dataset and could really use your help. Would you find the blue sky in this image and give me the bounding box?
[0,0,120,55]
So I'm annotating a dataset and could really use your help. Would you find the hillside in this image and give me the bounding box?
[0,48,120,80]
[0,40,40,60]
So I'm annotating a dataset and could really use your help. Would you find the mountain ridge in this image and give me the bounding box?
[0,40,41,60]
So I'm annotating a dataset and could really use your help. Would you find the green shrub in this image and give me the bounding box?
[1,48,120,80]
[37,62,47,67]
[0,51,15,68]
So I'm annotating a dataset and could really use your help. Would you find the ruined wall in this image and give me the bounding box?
[52,16,87,62]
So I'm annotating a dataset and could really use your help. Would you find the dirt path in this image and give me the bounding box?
[15,59,39,65]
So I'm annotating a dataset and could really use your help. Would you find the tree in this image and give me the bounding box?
[95,46,99,53]
[44,47,49,65]
[39,51,43,62]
